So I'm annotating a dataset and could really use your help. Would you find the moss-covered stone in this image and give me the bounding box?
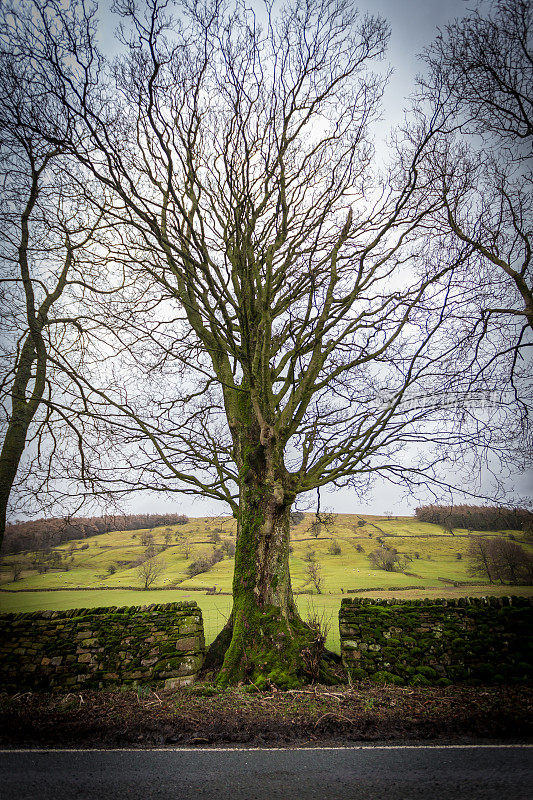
[339,596,532,686]
[0,601,205,692]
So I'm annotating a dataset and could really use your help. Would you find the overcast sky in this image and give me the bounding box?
[93,0,531,519]
[356,0,473,126]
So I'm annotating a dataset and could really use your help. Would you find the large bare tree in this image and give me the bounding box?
[5,0,527,686]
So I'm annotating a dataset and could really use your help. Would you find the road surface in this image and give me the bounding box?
[1,744,532,799]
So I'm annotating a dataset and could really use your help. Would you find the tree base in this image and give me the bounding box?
[207,603,335,689]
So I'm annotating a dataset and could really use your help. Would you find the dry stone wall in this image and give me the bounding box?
[0,601,204,692]
[340,596,533,686]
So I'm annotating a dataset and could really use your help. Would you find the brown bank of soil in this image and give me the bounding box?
[0,684,531,748]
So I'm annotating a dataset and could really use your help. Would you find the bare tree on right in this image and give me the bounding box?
[411,0,532,393]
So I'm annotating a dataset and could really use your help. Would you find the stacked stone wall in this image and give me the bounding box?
[340,596,532,686]
[0,601,204,692]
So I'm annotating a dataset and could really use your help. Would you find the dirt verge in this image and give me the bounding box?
[1,684,531,748]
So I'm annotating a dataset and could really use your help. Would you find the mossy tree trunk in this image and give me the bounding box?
[217,482,316,688]
[215,427,321,688]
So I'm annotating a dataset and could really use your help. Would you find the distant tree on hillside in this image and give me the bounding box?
[221,539,236,558]
[60,553,74,571]
[303,546,317,563]
[309,511,337,539]
[303,556,323,594]
[186,551,216,578]
[10,561,24,582]
[140,531,155,548]
[466,536,533,584]
[368,547,403,572]
[494,539,533,584]
[442,517,455,536]
[290,511,305,528]
[415,505,532,532]
[136,554,166,590]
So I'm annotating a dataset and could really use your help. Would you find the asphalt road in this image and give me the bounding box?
[1,744,532,800]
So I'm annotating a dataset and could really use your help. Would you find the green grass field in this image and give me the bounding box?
[1,513,531,653]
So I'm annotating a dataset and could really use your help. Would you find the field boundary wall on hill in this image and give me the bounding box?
[339,596,532,685]
[0,601,204,692]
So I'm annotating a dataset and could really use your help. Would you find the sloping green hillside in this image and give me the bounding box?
[1,512,530,595]
[1,512,531,653]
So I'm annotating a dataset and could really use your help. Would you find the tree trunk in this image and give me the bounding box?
[0,414,30,547]
[0,337,41,549]
[212,436,326,688]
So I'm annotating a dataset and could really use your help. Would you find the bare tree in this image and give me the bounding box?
[0,16,121,546]
[6,0,529,687]
[140,531,155,549]
[303,556,324,595]
[221,538,236,558]
[411,0,532,389]
[185,549,221,578]
[289,511,305,528]
[368,546,402,572]
[309,511,337,538]
[466,535,533,584]
[10,561,24,582]
[328,539,342,555]
[136,552,166,590]
[493,538,533,584]
[466,536,497,583]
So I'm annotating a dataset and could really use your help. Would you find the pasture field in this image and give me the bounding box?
[1,513,531,652]
[0,585,531,655]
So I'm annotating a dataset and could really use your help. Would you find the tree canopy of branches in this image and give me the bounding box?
[411,0,532,398]
[2,0,531,687]
[0,17,131,542]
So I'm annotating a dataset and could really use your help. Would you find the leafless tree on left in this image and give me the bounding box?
[0,15,121,547]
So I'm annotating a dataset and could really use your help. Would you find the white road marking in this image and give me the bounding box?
[1,744,532,753]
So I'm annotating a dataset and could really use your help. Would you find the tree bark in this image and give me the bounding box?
[212,424,326,688]
[0,416,32,546]
[0,336,43,548]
